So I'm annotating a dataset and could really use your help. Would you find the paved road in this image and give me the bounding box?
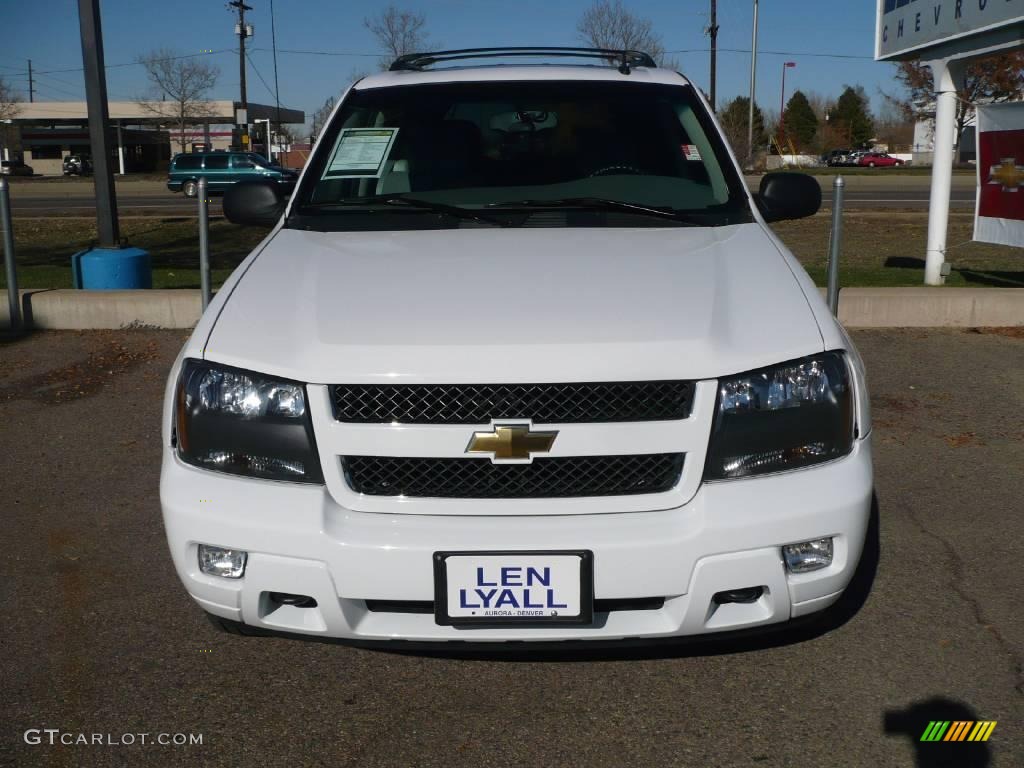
[6,176,975,216]
[10,193,224,217]
[1,328,1021,767]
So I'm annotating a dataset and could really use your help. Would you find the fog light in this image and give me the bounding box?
[782,538,833,573]
[198,544,247,579]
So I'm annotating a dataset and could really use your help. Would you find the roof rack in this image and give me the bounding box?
[389,47,657,75]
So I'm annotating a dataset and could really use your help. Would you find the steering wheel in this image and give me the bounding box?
[589,164,645,178]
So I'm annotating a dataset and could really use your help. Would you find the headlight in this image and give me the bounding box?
[704,352,854,480]
[174,359,324,483]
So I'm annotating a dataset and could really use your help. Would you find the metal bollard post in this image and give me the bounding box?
[198,177,211,311]
[0,176,20,331]
[826,176,844,316]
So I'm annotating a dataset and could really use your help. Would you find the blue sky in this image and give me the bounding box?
[1,0,901,126]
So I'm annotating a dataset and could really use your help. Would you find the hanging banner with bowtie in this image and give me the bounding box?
[974,102,1024,248]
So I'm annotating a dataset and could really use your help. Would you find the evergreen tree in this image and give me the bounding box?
[782,90,818,151]
[833,86,874,148]
[718,96,766,161]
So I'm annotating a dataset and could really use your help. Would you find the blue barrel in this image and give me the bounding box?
[72,247,152,289]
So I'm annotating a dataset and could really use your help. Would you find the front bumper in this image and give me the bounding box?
[160,438,872,642]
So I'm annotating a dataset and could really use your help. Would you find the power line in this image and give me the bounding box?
[245,52,276,101]
[668,46,873,61]
[31,77,82,99]
[251,47,379,58]
[3,49,236,77]
[33,72,84,90]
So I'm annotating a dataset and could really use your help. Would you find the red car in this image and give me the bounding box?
[858,152,904,168]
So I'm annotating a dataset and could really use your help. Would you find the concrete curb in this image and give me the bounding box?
[3,289,202,330]
[830,287,1023,328]
[2,287,1022,331]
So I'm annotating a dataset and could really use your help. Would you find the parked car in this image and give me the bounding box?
[167,151,299,197]
[0,159,34,176]
[824,150,851,167]
[840,150,866,166]
[62,154,93,176]
[857,152,904,168]
[162,47,872,644]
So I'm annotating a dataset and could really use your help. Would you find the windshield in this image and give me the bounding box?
[291,80,751,229]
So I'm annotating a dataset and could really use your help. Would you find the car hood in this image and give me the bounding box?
[205,224,824,383]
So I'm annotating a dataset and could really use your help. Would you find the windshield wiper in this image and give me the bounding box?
[486,197,693,223]
[305,195,513,227]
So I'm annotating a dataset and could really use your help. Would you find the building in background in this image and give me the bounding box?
[4,100,304,175]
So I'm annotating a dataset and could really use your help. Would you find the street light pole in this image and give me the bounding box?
[746,0,759,166]
[258,117,272,160]
[779,61,796,147]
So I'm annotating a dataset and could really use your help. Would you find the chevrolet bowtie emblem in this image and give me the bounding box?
[466,425,557,460]
[989,157,1024,192]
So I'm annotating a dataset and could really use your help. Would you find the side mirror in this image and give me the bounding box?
[756,173,821,223]
[223,180,285,226]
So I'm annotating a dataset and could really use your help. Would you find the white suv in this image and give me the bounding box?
[161,48,872,643]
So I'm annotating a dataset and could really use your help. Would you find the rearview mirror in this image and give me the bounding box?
[756,173,821,223]
[223,180,285,227]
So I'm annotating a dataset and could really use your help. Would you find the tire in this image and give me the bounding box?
[182,179,198,198]
[868,162,876,168]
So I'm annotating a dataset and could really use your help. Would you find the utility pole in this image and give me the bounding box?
[229,0,253,150]
[708,0,719,111]
[747,0,759,167]
[77,0,118,247]
[270,0,282,131]
[27,60,35,103]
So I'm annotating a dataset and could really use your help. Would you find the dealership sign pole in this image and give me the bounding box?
[77,0,119,248]
[72,0,151,289]
[875,0,1024,285]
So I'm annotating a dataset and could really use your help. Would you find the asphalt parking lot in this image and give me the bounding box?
[1,328,1021,767]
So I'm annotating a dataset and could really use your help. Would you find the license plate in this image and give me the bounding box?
[433,550,594,627]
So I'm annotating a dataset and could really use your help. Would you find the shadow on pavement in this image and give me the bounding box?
[884,697,991,767]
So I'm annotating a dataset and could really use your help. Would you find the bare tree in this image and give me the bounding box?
[886,52,1024,152]
[309,96,336,143]
[364,5,429,69]
[577,0,668,66]
[0,75,22,121]
[136,49,219,154]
